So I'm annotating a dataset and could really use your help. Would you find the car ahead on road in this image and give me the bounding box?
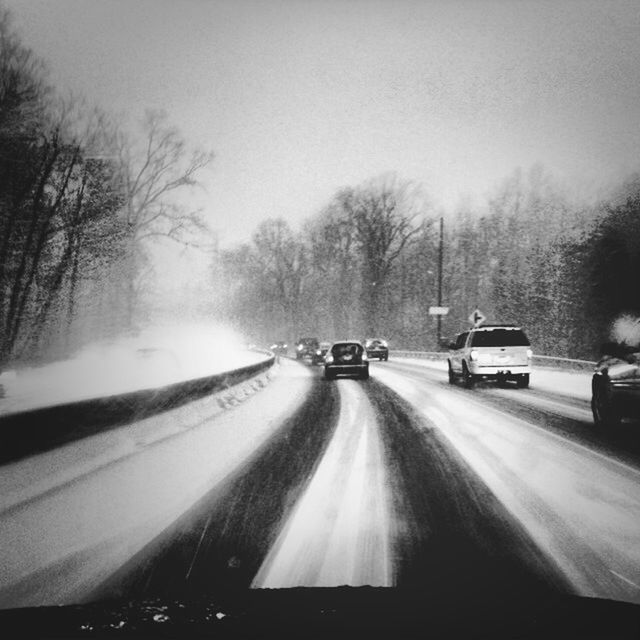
[312,341,331,365]
[295,337,319,360]
[364,338,389,361]
[269,341,288,356]
[448,324,532,388]
[591,342,640,428]
[324,341,369,380]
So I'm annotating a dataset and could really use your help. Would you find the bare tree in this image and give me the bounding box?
[343,175,423,335]
[252,218,308,337]
[116,109,213,247]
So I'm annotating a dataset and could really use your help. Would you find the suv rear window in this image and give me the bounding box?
[471,328,530,347]
[331,343,363,357]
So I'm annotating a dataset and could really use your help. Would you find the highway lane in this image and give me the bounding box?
[374,359,640,603]
[0,360,313,608]
[2,356,639,611]
[89,360,566,611]
[383,358,640,471]
[252,379,393,587]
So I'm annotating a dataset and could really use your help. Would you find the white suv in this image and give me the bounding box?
[448,325,532,388]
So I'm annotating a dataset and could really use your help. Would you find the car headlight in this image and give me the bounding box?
[469,349,478,361]
[362,352,368,361]
[526,349,533,359]
[325,355,334,364]
[297,345,302,350]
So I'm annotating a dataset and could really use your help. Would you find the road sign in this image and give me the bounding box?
[469,308,486,326]
[429,306,449,315]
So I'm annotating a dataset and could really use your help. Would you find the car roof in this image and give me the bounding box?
[472,324,520,329]
[331,340,363,346]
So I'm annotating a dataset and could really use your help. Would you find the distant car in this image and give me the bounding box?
[448,324,532,388]
[295,337,319,360]
[364,338,389,361]
[312,341,331,365]
[591,342,640,428]
[270,341,288,356]
[324,341,369,380]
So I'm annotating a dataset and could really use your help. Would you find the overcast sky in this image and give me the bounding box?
[4,0,640,247]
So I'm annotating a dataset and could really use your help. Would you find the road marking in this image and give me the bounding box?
[609,570,640,591]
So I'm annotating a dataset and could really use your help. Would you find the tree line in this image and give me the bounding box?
[0,8,213,367]
[216,166,640,361]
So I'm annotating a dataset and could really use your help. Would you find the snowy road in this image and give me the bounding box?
[1,357,640,610]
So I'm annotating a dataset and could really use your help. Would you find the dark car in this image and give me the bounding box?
[269,341,288,356]
[312,341,331,365]
[365,338,389,361]
[295,337,319,360]
[324,341,369,380]
[591,342,640,428]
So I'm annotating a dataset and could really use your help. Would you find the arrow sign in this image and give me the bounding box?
[469,308,486,326]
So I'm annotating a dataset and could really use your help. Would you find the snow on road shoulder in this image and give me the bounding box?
[0,359,313,608]
[0,336,268,415]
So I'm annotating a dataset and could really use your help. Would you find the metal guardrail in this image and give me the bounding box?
[390,350,444,360]
[532,354,596,371]
[390,350,596,371]
[0,354,275,465]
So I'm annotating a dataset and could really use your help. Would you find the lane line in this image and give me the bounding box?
[609,570,640,591]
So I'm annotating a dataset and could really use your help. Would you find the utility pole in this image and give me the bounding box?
[428,217,448,348]
[437,216,444,347]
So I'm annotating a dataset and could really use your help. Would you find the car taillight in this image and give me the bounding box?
[362,352,368,360]
[527,349,533,359]
[325,355,334,364]
[470,349,478,361]
[297,345,302,350]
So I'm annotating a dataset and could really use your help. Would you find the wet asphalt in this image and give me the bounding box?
[89,360,570,608]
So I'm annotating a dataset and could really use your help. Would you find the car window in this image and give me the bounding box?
[2,1,639,632]
[332,343,361,356]
[471,329,530,347]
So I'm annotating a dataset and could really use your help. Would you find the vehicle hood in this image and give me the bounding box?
[0,589,639,639]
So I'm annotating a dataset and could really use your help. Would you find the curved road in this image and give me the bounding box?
[1,357,640,609]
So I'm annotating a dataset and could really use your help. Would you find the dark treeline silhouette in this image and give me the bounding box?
[0,8,213,367]
[216,167,640,361]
